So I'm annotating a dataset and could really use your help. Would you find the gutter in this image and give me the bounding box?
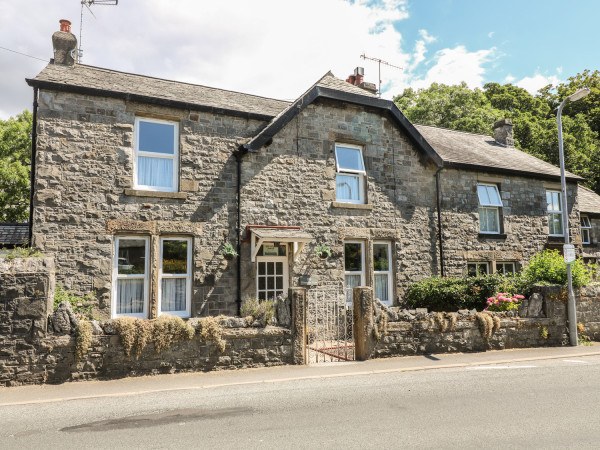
[235,145,250,315]
[28,87,38,248]
[435,167,445,277]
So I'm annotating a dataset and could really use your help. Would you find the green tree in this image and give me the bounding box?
[394,76,600,194]
[0,110,32,222]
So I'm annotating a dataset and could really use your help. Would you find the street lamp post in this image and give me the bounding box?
[557,88,590,346]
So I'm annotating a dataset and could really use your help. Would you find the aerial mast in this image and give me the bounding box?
[360,53,403,97]
[78,0,119,62]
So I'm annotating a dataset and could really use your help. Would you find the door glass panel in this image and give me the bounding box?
[276,262,283,275]
[267,262,274,275]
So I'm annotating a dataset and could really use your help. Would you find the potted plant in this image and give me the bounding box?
[315,243,332,260]
[221,242,239,260]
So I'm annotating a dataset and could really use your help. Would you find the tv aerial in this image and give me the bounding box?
[360,53,403,97]
[78,0,119,62]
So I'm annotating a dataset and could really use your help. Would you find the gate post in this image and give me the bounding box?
[290,287,307,365]
[353,286,374,361]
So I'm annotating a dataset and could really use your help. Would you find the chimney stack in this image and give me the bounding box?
[345,67,377,95]
[493,119,514,147]
[52,19,78,66]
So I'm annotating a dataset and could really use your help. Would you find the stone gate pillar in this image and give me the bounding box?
[353,286,374,361]
[290,287,307,365]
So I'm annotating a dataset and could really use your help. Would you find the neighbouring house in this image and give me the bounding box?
[578,185,600,265]
[0,223,29,251]
[24,21,592,321]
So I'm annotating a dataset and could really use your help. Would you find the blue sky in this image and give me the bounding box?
[0,0,598,119]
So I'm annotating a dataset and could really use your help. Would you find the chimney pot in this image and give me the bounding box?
[52,19,78,66]
[493,119,514,147]
[354,67,364,76]
[59,19,72,33]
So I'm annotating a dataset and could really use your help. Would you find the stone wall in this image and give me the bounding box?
[3,326,292,386]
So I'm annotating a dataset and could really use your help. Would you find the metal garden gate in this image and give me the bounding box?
[307,286,354,363]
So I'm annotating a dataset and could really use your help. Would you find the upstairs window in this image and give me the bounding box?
[134,117,179,192]
[335,144,366,204]
[581,216,592,244]
[477,184,502,234]
[547,190,563,236]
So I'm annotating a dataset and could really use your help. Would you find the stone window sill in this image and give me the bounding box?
[478,233,507,240]
[331,201,373,211]
[547,236,565,242]
[124,189,187,200]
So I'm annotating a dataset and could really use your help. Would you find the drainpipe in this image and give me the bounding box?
[235,145,249,315]
[28,87,39,248]
[435,167,445,277]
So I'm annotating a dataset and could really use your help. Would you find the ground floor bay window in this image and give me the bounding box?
[373,241,393,305]
[159,237,192,317]
[113,236,149,318]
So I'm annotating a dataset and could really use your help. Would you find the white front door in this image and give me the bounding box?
[256,256,289,300]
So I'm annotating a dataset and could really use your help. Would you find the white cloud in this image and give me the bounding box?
[516,73,561,94]
[488,31,495,38]
[405,46,496,91]
[418,29,436,44]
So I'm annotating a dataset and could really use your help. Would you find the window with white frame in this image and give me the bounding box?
[496,262,516,275]
[134,117,179,192]
[159,237,192,317]
[477,184,502,234]
[344,241,365,304]
[113,236,149,318]
[467,262,489,276]
[373,241,393,305]
[547,190,563,236]
[581,216,592,244]
[335,144,366,204]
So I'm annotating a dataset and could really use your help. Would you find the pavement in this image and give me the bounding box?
[2,344,599,407]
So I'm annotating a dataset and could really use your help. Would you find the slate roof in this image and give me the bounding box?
[414,124,583,181]
[578,186,600,214]
[0,223,28,247]
[27,63,290,120]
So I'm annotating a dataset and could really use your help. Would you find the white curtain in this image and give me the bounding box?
[117,279,144,314]
[345,274,361,303]
[162,278,186,312]
[375,274,389,303]
[336,174,359,201]
[138,156,173,188]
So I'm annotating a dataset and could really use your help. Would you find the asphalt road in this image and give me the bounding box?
[2,348,600,449]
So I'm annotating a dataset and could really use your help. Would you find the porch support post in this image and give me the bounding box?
[353,286,375,361]
[290,287,307,365]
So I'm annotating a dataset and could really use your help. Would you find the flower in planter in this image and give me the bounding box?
[484,292,524,312]
[221,242,239,260]
[315,243,332,259]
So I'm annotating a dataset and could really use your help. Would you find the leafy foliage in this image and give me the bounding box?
[241,296,276,325]
[405,273,530,312]
[75,321,93,361]
[53,284,96,321]
[524,249,592,288]
[394,72,600,194]
[2,245,42,261]
[0,111,32,222]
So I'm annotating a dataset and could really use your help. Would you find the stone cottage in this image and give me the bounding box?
[24,23,589,320]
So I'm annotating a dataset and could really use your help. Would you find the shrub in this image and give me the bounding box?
[75,321,93,361]
[241,297,276,325]
[113,317,152,357]
[525,249,591,287]
[151,315,195,353]
[196,317,226,353]
[2,245,43,261]
[405,273,530,312]
[484,293,525,312]
[54,284,96,321]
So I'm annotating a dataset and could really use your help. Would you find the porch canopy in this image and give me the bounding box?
[250,227,313,262]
